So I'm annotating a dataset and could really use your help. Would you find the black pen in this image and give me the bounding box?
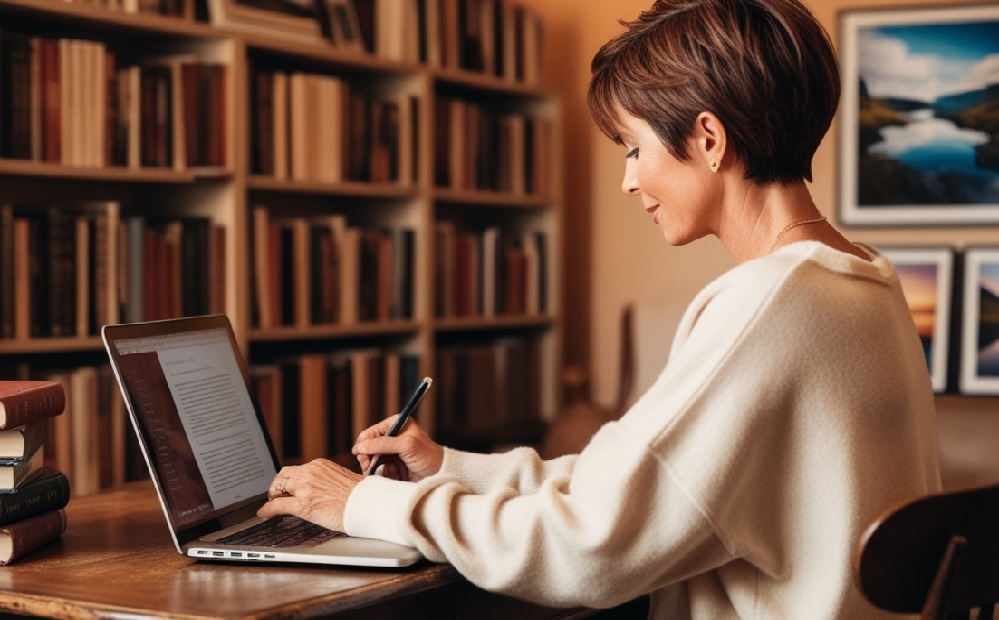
[366,377,433,476]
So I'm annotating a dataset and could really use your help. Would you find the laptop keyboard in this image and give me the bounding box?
[217,516,345,548]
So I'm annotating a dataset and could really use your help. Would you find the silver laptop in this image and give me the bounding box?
[102,314,422,568]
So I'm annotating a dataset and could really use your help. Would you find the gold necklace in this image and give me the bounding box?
[769,216,827,254]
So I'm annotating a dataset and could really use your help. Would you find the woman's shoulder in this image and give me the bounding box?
[709,241,893,294]
[686,241,898,333]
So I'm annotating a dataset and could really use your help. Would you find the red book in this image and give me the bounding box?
[0,381,65,429]
[252,70,274,175]
[453,232,478,317]
[0,508,66,565]
[503,242,526,314]
[39,38,61,163]
[180,61,201,168]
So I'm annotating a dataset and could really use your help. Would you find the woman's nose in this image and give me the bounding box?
[621,161,639,195]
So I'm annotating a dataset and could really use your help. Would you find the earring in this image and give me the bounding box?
[710,161,719,172]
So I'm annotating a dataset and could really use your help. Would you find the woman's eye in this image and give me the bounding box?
[626,148,639,160]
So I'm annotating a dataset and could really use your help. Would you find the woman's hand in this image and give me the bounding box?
[257,459,362,532]
[353,417,444,482]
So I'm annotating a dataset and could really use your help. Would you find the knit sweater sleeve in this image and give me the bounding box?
[344,420,731,608]
[431,446,578,494]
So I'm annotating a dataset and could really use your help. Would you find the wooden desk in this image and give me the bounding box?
[0,483,598,619]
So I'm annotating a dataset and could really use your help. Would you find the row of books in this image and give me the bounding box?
[0,202,119,340]
[435,337,542,434]
[250,349,421,464]
[127,56,228,170]
[0,29,227,170]
[251,207,413,329]
[434,222,547,318]
[118,215,227,324]
[357,0,542,84]
[434,96,552,195]
[0,202,225,340]
[0,380,73,566]
[250,68,418,186]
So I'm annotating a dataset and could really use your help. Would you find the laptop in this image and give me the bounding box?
[102,314,423,568]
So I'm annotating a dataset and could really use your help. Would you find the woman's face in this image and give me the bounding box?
[615,109,717,246]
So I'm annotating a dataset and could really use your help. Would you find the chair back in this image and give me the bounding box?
[616,299,687,415]
[854,484,999,620]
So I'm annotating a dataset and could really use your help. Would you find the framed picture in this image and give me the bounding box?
[881,246,955,392]
[838,5,999,226]
[959,247,999,394]
[207,0,324,41]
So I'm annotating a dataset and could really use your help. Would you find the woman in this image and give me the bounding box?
[258,0,942,616]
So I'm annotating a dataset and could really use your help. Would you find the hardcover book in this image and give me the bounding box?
[0,419,46,460]
[0,380,65,429]
[0,467,70,526]
[0,507,67,565]
[0,447,44,492]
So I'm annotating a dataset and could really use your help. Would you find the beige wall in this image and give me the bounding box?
[520,0,999,408]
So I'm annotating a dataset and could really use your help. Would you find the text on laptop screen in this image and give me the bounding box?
[110,327,278,529]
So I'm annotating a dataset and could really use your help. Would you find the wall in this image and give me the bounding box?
[520,0,999,408]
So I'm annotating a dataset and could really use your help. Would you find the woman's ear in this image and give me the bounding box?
[693,111,726,173]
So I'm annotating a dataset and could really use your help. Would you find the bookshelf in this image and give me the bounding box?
[0,0,561,493]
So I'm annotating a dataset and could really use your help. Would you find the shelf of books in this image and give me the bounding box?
[0,0,561,496]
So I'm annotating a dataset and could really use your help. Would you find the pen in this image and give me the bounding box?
[366,377,433,476]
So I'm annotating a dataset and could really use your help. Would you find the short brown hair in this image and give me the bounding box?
[588,0,840,184]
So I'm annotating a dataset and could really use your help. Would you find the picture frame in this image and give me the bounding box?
[206,0,324,42]
[838,5,999,226]
[881,246,955,392]
[959,247,999,395]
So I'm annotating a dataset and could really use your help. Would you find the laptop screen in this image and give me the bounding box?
[104,318,279,531]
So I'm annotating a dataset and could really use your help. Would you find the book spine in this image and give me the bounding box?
[3,32,33,160]
[0,205,14,339]
[0,382,66,428]
[0,508,66,565]
[0,471,70,526]
[0,447,43,491]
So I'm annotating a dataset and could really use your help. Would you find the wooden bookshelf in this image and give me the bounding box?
[0,0,561,494]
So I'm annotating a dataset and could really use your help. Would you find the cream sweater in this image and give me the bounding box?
[344,242,942,619]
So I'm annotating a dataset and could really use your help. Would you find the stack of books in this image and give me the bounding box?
[0,380,71,565]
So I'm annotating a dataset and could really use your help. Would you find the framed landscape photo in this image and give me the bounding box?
[838,5,999,226]
[207,0,324,41]
[881,246,955,392]
[959,247,999,394]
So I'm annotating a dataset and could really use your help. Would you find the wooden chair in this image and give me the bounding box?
[854,483,999,619]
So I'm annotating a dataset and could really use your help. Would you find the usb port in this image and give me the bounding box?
[248,553,260,558]
[213,551,224,557]
[196,550,207,555]
[231,552,243,558]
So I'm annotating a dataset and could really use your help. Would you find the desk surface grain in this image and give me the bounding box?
[0,482,464,619]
